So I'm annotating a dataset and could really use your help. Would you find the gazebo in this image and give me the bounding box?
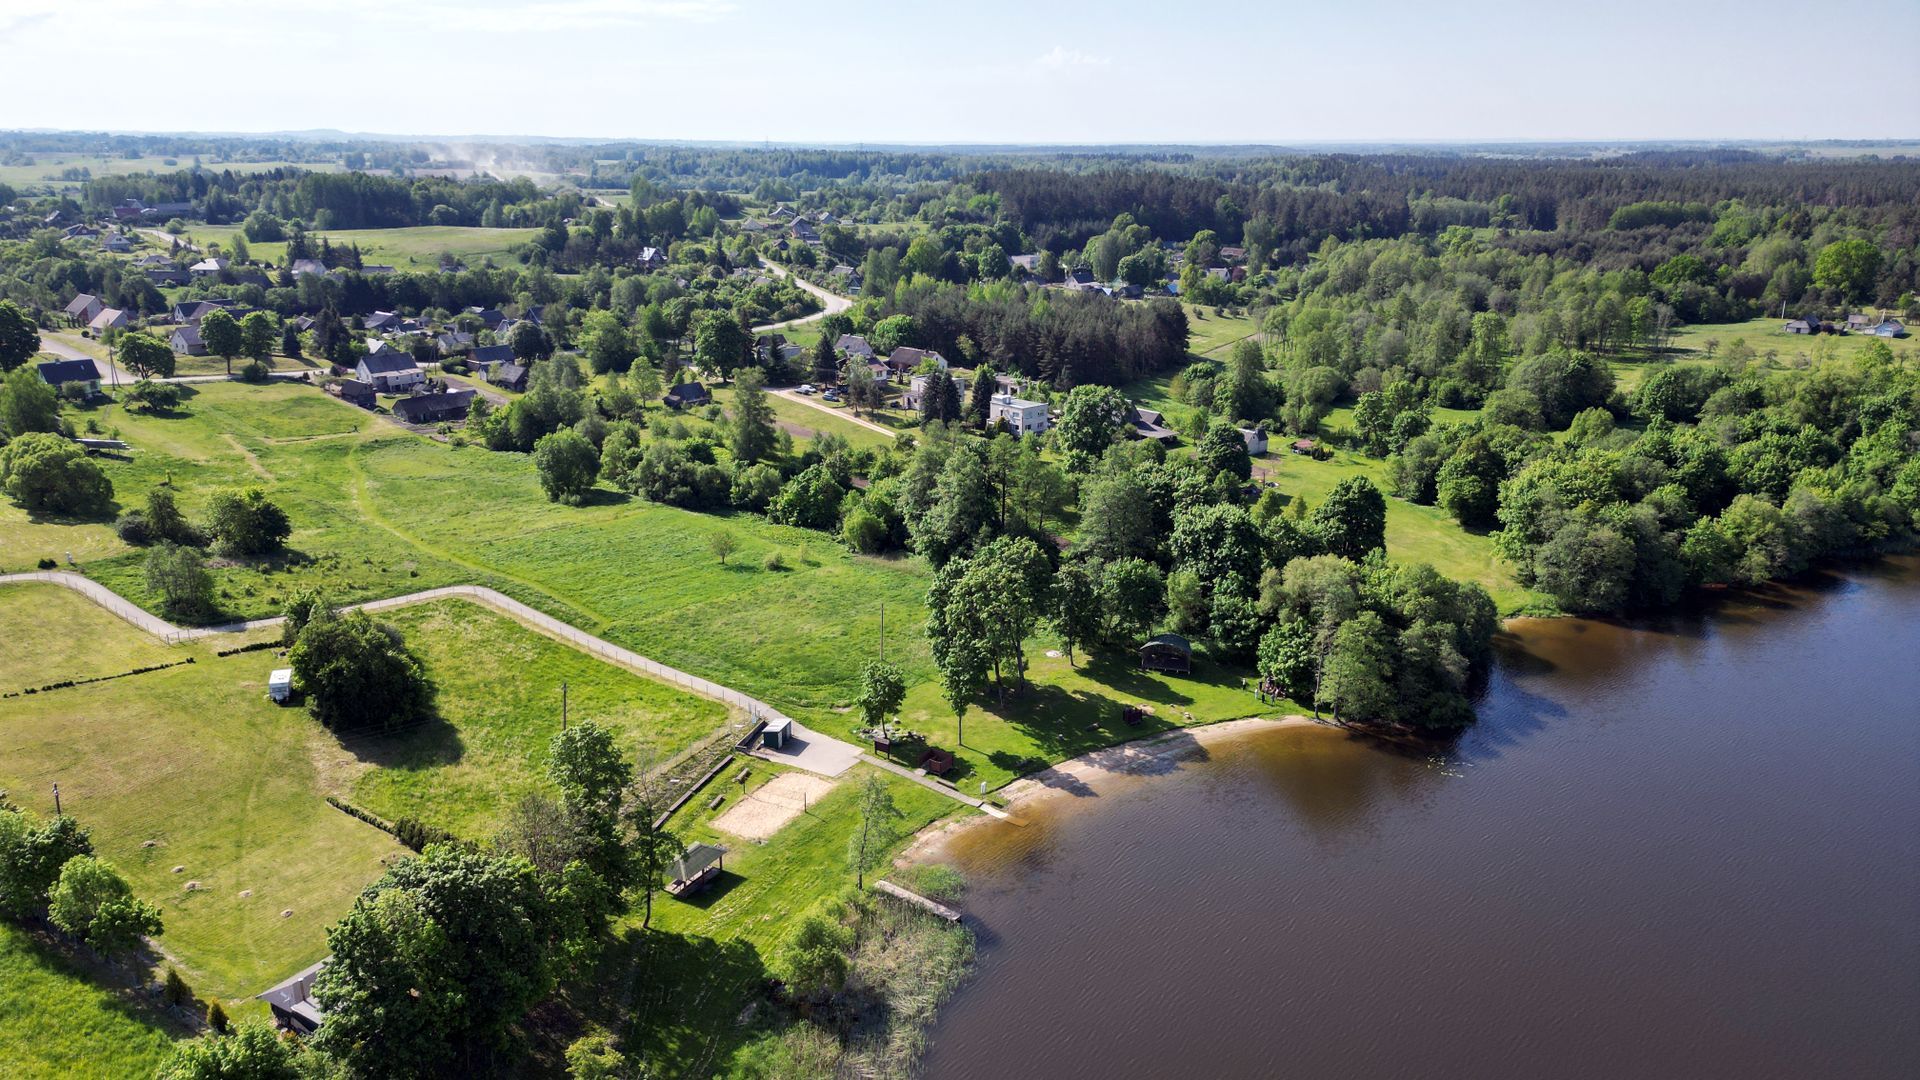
[1139,633,1192,675]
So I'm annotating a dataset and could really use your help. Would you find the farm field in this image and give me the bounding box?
[0,156,337,191]
[1182,303,1263,355]
[178,224,539,270]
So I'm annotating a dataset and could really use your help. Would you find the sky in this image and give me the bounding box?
[2,0,1915,144]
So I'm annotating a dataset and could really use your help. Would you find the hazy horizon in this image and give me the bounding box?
[4,0,1916,144]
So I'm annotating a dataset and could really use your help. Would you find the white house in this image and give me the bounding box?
[356,350,424,392]
[988,393,1050,436]
[1238,426,1269,455]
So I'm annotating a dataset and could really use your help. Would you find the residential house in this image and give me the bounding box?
[490,362,530,391]
[904,371,966,409]
[170,325,206,355]
[829,264,863,292]
[132,254,173,270]
[637,246,666,269]
[1846,313,1875,331]
[1132,407,1178,443]
[1218,246,1247,264]
[664,382,710,409]
[364,311,402,333]
[143,266,189,286]
[111,198,149,222]
[1237,426,1269,455]
[1063,267,1095,287]
[993,373,1024,396]
[1784,316,1824,335]
[258,960,327,1034]
[988,393,1050,435]
[89,307,128,333]
[791,220,820,244]
[289,258,330,278]
[835,334,875,361]
[360,265,396,276]
[436,331,476,355]
[469,343,515,370]
[171,298,238,325]
[356,350,424,392]
[63,293,104,325]
[36,358,103,394]
[885,346,946,376]
[327,378,376,409]
[1869,318,1908,338]
[392,389,476,425]
[100,233,134,254]
[1010,253,1042,279]
[189,257,229,279]
[464,307,506,329]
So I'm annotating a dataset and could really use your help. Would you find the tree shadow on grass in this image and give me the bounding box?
[662,869,745,911]
[333,710,465,770]
[609,927,769,1072]
[6,923,184,1038]
[580,487,632,508]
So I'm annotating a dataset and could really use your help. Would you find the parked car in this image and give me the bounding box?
[797,384,815,395]
[822,389,842,402]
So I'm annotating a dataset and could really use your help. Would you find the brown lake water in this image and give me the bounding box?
[920,558,1920,1080]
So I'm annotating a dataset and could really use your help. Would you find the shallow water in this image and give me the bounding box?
[920,558,1920,1079]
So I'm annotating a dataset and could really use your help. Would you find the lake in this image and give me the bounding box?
[919,558,1920,1079]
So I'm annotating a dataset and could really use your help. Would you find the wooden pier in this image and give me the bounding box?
[872,880,963,923]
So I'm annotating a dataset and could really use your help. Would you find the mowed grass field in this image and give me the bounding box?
[0,156,337,191]
[344,599,731,838]
[180,224,539,270]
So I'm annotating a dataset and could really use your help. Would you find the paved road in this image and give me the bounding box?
[752,259,853,333]
[39,331,313,386]
[771,388,901,440]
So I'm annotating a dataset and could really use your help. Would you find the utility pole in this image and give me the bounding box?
[561,681,568,731]
[52,782,61,817]
[879,602,885,660]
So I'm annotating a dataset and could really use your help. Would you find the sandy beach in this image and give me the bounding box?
[902,715,1326,862]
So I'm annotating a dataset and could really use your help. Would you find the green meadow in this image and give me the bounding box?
[180,224,539,270]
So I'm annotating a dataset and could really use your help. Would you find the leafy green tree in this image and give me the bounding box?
[157,1021,302,1080]
[1811,238,1881,302]
[0,807,94,919]
[510,321,554,362]
[1436,435,1505,530]
[692,309,750,379]
[1,366,62,437]
[774,906,854,994]
[1196,424,1253,481]
[769,464,845,530]
[847,773,902,889]
[1098,557,1165,644]
[623,774,685,931]
[563,1032,629,1080]
[281,584,333,645]
[240,312,278,364]
[967,364,998,429]
[1530,513,1635,613]
[204,487,290,556]
[857,660,907,730]
[1051,559,1103,664]
[125,379,183,413]
[48,855,162,957]
[145,544,214,619]
[578,310,634,374]
[0,432,113,515]
[0,300,37,372]
[1052,385,1133,469]
[288,610,433,734]
[728,366,777,463]
[1256,616,1317,702]
[198,309,242,376]
[867,314,918,355]
[118,333,175,379]
[1506,349,1616,430]
[1310,477,1387,560]
[1317,610,1397,724]
[533,428,600,505]
[314,846,554,1076]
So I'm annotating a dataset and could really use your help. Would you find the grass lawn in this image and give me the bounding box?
[180,224,538,271]
[343,599,731,839]
[0,925,180,1078]
[1183,304,1264,356]
[0,587,409,1002]
[0,582,175,690]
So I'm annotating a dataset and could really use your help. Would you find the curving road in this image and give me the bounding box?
[752,259,853,333]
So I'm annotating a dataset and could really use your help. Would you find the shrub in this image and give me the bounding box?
[392,816,457,853]
[238,360,271,384]
[763,550,787,572]
[145,545,215,619]
[206,1001,229,1034]
[204,487,290,557]
[116,510,156,546]
[162,967,191,1007]
[36,557,56,569]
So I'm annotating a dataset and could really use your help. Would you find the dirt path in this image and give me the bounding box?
[752,259,853,332]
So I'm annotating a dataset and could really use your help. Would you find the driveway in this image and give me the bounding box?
[772,389,900,440]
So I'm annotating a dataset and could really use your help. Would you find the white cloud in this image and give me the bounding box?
[1034,45,1109,71]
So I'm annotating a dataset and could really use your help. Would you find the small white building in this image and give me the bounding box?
[268,668,294,703]
[988,393,1051,436]
[1238,426,1269,455]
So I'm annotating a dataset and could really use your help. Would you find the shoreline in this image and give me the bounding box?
[903,714,1326,862]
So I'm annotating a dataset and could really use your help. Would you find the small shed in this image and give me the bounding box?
[761,717,792,749]
[1139,633,1193,675]
[257,959,327,1033]
[268,668,294,703]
